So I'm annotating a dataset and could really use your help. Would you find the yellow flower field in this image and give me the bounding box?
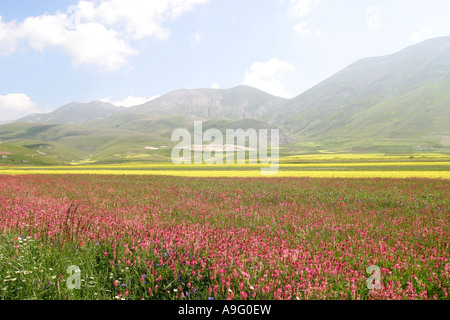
[1,152,448,179]
[0,168,449,179]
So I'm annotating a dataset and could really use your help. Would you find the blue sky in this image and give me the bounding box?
[1,0,450,121]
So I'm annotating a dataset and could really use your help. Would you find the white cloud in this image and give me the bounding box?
[0,93,38,121]
[210,83,220,89]
[64,23,138,71]
[286,0,321,35]
[287,0,321,17]
[0,0,209,70]
[20,13,68,51]
[243,58,294,98]
[76,0,209,40]
[14,13,137,71]
[366,5,382,30]
[289,0,312,18]
[294,21,311,35]
[101,95,160,107]
[0,16,20,55]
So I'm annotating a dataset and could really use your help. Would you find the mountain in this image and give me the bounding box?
[276,36,450,152]
[131,85,287,121]
[19,101,125,125]
[3,36,450,163]
[4,86,290,164]
[0,121,173,164]
[87,86,294,144]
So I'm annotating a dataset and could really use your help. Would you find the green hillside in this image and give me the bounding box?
[2,36,450,163]
[0,141,66,165]
[276,36,450,152]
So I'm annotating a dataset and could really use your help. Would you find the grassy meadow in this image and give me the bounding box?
[0,174,449,300]
[1,153,449,179]
[0,153,449,300]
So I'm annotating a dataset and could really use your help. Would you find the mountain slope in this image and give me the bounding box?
[131,85,287,121]
[0,121,173,164]
[276,36,450,151]
[4,36,450,159]
[20,101,125,125]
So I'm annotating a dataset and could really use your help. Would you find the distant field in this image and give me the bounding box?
[1,153,449,178]
[1,169,449,179]
[280,153,450,162]
[1,156,449,301]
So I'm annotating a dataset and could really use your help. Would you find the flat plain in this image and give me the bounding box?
[0,153,448,300]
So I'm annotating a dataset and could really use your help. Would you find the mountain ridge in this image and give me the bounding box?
[4,36,450,164]
[130,85,288,122]
[19,100,126,125]
[274,35,450,150]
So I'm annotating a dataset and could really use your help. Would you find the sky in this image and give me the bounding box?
[1,0,450,121]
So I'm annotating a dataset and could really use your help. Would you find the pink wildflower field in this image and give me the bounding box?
[0,174,448,300]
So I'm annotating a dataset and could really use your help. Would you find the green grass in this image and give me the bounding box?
[0,142,64,165]
[0,232,173,300]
